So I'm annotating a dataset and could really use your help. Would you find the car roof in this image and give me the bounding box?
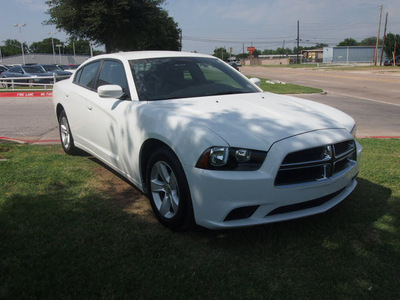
[84,51,214,64]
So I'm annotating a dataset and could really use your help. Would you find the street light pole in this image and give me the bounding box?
[56,44,62,64]
[48,32,57,64]
[89,40,93,57]
[13,23,26,64]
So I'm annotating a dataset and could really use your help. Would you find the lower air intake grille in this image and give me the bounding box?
[266,188,345,216]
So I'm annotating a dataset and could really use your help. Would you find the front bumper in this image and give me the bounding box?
[184,129,362,229]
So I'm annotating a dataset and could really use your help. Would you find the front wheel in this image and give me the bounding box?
[146,147,194,230]
[58,110,78,155]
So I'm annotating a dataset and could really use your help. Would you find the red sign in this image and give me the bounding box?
[0,91,53,97]
[247,47,256,53]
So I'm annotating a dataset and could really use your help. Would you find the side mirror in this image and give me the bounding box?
[98,85,124,98]
[249,77,261,87]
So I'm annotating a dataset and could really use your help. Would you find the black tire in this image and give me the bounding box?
[146,147,194,231]
[58,110,78,155]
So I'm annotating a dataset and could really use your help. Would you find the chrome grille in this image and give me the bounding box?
[275,140,356,186]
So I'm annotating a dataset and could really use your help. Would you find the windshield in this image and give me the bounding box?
[42,65,60,71]
[130,57,259,101]
[23,66,45,73]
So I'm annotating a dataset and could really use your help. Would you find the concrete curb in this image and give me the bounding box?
[0,136,60,145]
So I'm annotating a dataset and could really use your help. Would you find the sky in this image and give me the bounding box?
[1,0,399,55]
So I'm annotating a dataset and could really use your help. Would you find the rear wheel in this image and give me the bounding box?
[58,110,78,155]
[146,147,194,230]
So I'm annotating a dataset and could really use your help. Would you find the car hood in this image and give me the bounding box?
[52,70,72,76]
[147,92,355,151]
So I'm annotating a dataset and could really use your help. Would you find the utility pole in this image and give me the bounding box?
[380,12,388,66]
[374,4,383,65]
[179,29,182,51]
[296,20,300,64]
[73,39,76,62]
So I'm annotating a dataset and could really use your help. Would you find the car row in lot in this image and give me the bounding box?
[53,51,362,230]
[0,64,75,86]
[57,64,79,73]
[0,65,8,76]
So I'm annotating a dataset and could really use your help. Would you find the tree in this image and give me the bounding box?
[262,48,292,55]
[45,0,181,53]
[1,39,28,57]
[64,39,91,55]
[359,37,382,46]
[314,43,328,49]
[213,47,229,60]
[236,53,248,60]
[30,38,61,53]
[337,38,358,47]
[384,33,400,59]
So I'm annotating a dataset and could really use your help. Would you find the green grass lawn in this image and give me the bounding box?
[1,139,399,299]
[259,80,322,94]
[246,76,322,94]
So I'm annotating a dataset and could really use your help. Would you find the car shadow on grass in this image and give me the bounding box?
[2,147,399,299]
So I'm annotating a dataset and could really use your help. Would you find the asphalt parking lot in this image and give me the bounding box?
[0,97,58,143]
[0,65,399,143]
[241,66,400,137]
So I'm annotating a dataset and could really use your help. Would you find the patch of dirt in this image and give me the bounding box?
[0,145,11,160]
[91,162,157,224]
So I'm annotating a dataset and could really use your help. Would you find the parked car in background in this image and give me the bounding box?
[53,51,362,230]
[383,55,400,66]
[228,62,239,70]
[38,64,72,79]
[57,64,80,74]
[0,65,8,76]
[1,65,53,85]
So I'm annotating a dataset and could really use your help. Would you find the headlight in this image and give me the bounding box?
[196,146,267,171]
[350,125,357,138]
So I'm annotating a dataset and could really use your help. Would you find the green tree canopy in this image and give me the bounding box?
[1,39,28,57]
[63,39,101,56]
[213,47,229,60]
[384,33,400,59]
[359,37,382,46]
[45,0,181,53]
[337,38,358,47]
[30,37,61,53]
[263,48,293,55]
[314,43,328,49]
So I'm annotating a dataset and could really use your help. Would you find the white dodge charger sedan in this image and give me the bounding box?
[52,51,362,230]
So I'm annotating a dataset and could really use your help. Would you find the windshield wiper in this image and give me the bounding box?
[211,90,250,96]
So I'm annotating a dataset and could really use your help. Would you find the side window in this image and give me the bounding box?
[75,61,101,90]
[9,67,21,73]
[73,68,83,84]
[97,60,130,99]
